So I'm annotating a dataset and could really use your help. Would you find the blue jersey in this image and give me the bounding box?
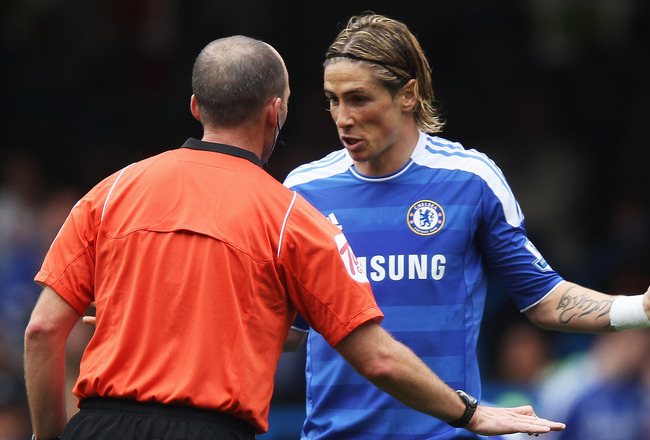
[284,132,564,440]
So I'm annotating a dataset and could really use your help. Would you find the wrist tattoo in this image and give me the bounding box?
[556,286,613,326]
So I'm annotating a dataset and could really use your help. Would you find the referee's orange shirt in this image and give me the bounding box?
[35,140,382,433]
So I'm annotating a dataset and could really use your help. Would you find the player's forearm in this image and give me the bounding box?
[24,320,69,438]
[526,282,615,331]
[526,281,650,332]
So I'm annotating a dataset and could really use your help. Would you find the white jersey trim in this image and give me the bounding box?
[283,149,351,188]
[519,279,567,312]
[349,160,415,182]
[277,191,298,258]
[284,132,524,227]
[101,163,134,222]
[412,131,524,227]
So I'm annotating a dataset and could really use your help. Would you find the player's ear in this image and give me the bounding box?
[400,79,417,113]
[190,94,202,121]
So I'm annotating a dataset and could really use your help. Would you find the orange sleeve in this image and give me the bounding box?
[35,172,119,314]
[278,194,383,347]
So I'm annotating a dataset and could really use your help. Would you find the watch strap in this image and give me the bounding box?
[447,390,478,428]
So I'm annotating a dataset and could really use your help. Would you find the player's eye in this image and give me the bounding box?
[325,96,339,111]
[351,95,368,104]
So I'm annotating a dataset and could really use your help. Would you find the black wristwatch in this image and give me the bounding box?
[447,390,478,428]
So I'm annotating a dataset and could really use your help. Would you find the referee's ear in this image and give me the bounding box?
[265,96,282,128]
[190,94,202,122]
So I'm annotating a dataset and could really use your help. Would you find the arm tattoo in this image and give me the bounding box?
[556,285,613,327]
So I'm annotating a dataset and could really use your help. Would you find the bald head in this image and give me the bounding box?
[192,36,288,128]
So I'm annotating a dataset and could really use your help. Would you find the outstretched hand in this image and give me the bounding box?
[644,285,650,321]
[467,405,565,436]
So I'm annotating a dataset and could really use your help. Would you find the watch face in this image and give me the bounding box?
[458,390,477,407]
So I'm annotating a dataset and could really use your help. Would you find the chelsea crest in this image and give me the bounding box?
[407,200,445,236]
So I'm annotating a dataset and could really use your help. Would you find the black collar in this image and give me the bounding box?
[181,138,263,168]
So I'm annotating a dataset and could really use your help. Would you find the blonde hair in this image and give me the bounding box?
[325,13,444,134]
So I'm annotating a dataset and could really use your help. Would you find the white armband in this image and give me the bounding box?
[610,295,650,331]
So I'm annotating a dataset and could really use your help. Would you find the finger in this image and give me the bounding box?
[525,417,565,433]
[536,418,565,432]
[508,408,566,432]
[511,412,564,431]
[82,316,97,326]
[509,405,536,417]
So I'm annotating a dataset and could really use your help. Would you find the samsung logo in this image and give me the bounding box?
[357,254,447,281]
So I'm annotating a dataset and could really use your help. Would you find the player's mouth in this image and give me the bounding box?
[340,135,364,151]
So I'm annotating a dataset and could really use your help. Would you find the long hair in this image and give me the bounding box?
[325,13,444,134]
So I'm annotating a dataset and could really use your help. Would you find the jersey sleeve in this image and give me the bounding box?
[34,173,119,315]
[277,194,383,347]
[476,179,565,311]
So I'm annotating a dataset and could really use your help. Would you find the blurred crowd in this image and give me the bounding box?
[1,1,649,439]
[0,154,89,440]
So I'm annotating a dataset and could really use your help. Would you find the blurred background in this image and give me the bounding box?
[1,1,649,439]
